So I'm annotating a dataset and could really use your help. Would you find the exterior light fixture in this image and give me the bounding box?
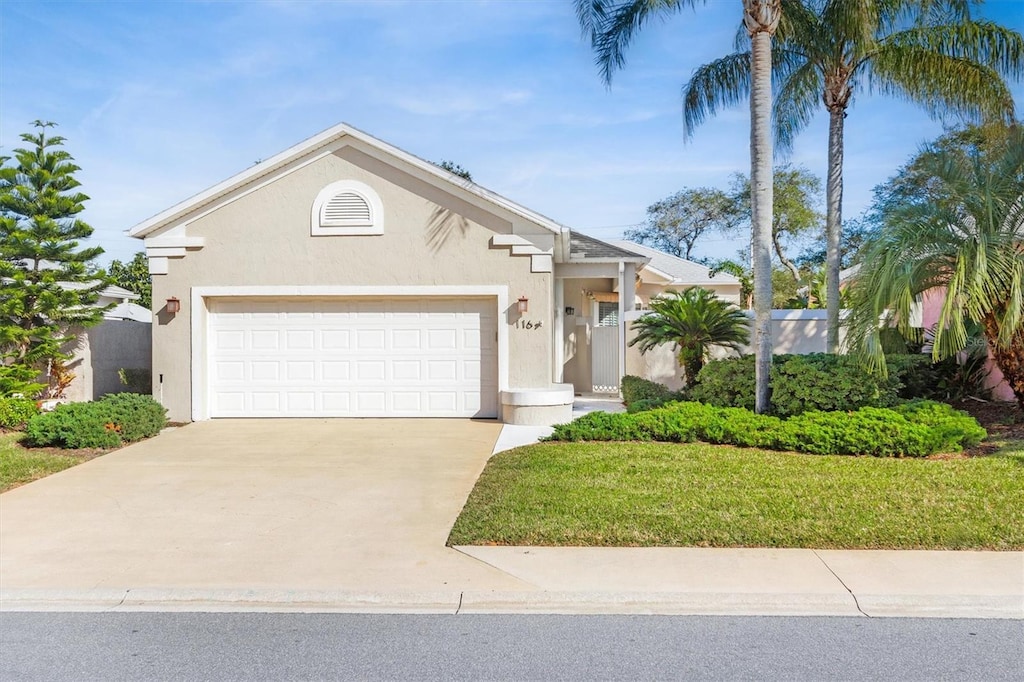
[564,306,575,316]
[516,296,529,314]
[165,297,181,315]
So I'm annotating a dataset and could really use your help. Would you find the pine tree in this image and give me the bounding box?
[0,121,106,395]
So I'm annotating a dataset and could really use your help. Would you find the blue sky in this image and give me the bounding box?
[2,0,1022,266]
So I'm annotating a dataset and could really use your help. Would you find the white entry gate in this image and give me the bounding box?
[591,301,619,393]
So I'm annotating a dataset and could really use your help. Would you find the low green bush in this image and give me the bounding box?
[0,397,40,430]
[25,393,167,449]
[689,353,949,416]
[546,400,985,458]
[621,376,674,405]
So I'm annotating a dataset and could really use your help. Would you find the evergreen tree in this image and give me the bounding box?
[0,121,106,395]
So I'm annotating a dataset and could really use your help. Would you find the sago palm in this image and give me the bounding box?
[683,0,1024,353]
[846,125,1024,408]
[629,288,751,384]
[576,0,781,413]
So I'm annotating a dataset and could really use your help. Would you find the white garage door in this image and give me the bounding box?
[207,298,498,418]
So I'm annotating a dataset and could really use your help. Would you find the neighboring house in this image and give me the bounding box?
[127,123,653,425]
[609,240,743,307]
[62,285,153,402]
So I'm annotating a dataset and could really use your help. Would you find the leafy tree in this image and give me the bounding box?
[708,258,753,309]
[630,288,751,384]
[684,0,1024,353]
[727,165,823,281]
[846,123,1024,408]
[625,188,738,260]
[107,252,152,309]
[578,0,781,413]
[0,121,105,395]
[435,160,472,181]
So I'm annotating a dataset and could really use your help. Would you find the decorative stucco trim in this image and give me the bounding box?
[189,285,510,422]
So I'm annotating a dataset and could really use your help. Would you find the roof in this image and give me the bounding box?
[103,301,152,323]
[128,122,567,239]
[99,285,140,301]
[569,233,648,263]
[611,240,741,286]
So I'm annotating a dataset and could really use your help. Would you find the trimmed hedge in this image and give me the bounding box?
[546,400,986,458]
[689,353,952,417]
[25,393,167,449]
[0,397,40,430]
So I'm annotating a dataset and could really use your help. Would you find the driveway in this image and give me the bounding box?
[0,419,531,597]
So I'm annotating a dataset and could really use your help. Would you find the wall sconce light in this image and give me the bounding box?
[516,296,529,314]
[165,297,181,315]
[565,306,575,316]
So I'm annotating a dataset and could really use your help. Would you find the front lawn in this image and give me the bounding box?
[449,441,1024,550]
[0,432,105,492]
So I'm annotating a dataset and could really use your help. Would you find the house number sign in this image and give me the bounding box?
[513,320,543,330]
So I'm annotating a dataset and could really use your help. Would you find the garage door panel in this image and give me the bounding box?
[208,297,498,418]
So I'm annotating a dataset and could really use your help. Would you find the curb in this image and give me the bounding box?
[3,588,1020,618]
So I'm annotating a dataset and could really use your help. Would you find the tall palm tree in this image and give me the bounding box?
[629,288,751,384]
[576,0,781,413]
[683,0,1024,354]
[846,125,1024,408]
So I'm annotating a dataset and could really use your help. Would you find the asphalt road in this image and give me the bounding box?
[1,613,1021,681]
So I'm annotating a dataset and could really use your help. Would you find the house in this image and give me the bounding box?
[128,123,656,426]
[62,285,152,402]
[610,240,742,307]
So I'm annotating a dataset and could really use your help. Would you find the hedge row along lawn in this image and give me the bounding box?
[449,441,1024,550]
[0,432,107,493]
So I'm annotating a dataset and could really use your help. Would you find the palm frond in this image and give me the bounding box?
[880,21,1024,79]
[869,46,1016,123]
[772,59,822,153]
[577,0,706,85]
[682,51,751,137]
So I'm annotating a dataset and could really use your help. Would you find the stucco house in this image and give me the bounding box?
[610,240,742,307]
[128,123,660,426]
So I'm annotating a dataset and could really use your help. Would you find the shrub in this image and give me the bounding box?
[25,393,167,449]
[546,400,985,458]
[621,376,673,406]
[691,354,910,416]
[0,397,40,430]
[689,355,756,410]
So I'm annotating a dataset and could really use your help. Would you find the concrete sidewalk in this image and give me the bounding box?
[3,547,1020,618]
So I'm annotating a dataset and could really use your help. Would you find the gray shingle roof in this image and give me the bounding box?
[610,240,741,286]
[569,232,648,261]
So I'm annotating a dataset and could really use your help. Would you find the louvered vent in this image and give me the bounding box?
[322,192,372,225]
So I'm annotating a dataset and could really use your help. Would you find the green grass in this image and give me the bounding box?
[0,432,91,492]
[449,442,1024,550]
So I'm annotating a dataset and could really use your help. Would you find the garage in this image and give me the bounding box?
[206,297,498,418]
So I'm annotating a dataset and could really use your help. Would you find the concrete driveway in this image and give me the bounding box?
[0,419,532,599]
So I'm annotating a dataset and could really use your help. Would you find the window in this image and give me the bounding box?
[311,180,383,236]
[597,301,619,327]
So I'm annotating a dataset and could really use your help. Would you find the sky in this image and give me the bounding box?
[2,0,1022,267]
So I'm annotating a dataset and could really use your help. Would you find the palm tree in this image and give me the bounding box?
[576,0,781,413]
[683,0,1024,354]
[630,288,752,384]
[846,125,1024,409]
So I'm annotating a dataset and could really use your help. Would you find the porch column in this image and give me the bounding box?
[553,278,564,383]
[618,261,636,393]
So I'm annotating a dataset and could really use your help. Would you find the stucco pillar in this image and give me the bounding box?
[553,279,564,383]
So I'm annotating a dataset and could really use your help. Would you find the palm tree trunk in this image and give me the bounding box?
[981,313,1024,410]
[745,0,780,414]
[825,106,845,354]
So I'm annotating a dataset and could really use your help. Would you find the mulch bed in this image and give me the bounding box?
[950,400,1024,457]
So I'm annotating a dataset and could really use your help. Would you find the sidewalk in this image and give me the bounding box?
[3,547,1020,618]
